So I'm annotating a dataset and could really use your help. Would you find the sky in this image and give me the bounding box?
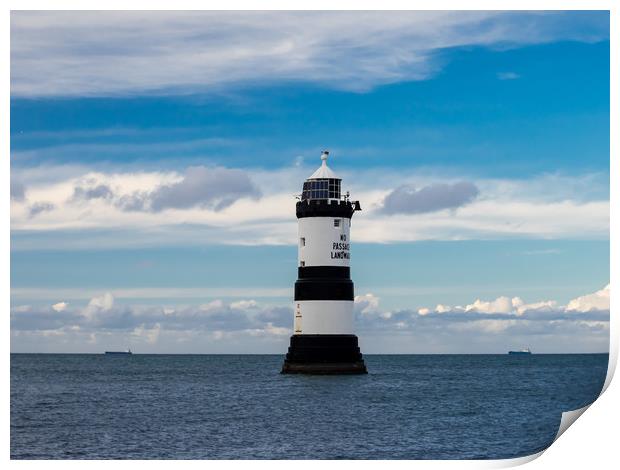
[10,11,610,353]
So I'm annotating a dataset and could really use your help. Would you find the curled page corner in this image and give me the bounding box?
[554,404,591,442]
[493,404,595,468]
[493,450,545,468]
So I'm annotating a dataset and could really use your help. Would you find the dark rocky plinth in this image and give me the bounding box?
[281,334,368,374]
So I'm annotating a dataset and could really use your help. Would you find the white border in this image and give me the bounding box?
[3,1,616,467]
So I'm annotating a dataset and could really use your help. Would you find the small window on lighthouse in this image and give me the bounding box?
[334,219,340,227]
[300,237,305,247]
[300,261,305,267]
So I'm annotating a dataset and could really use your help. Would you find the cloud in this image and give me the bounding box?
[132,323,161,344]
[566,284,610,312]
[348,289,609,354]
[10,11,608,97]
[13,305,31,313]
[380,181,479,215]
[11,179,25,201]
[294,156,304,168]
[9,166,609,248]
[71,183,114,201]
[416,285,608,316]
[83,292,115,318]
[52,301,68,312]
[11,297,292,344]
[116,166,261,212]
[514,300,558,315]
[148,166,261,212]
[28,201,54,218]
[230,299,258,310]
[465,296,519,314]
[497,71,520,80]
[522,249,562,255]
[87,292,114,311]
[354,293,381,315]
[463,297,558,315]
[10,287,610,353]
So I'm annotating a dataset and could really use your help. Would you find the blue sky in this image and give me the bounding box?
[10,11,610,353]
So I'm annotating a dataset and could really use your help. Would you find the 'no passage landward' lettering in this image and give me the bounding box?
[331,240,350,259]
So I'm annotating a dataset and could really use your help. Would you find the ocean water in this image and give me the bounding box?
[11,353,608,460]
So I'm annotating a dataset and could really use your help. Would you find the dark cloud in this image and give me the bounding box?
[11,179,25,201]
[72,184,114,201]
[28,201,55,217]
[10,309,82,331]
[115,192,150,211]
[149,166,261,212]
[115,166,261,212]
[381,181,479,215]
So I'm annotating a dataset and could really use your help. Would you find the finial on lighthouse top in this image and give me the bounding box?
[308,150,338,180]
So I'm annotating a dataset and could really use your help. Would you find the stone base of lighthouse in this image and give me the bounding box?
[281,334,367,374]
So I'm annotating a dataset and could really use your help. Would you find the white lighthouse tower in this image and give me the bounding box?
[281,150,367,374]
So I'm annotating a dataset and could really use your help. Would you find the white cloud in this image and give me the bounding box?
[354,293,381,315]
[460,296,558,315]
[9,166,610,248]
[230,300,258,310]
[449,319,522,333]
[83,292,114,317]
[246,323,290,337]
[566,284,610,312]
[10,289,609,353]
[12,305,31,313]
[465,296,517,314]
[515,300,558,315]
[418,285,609,316]
[11,11,607,97]
[132,323,161,344]
[199,300,225,312]
[52,301,68,312]
[434,304,453,314]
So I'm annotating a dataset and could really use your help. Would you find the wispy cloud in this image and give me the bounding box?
[11,11,608,97]
[497,71,520,80]
[11,287,292,301]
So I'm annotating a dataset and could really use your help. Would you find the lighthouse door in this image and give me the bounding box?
[294,303,302,334]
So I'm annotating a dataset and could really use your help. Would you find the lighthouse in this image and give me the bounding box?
[281,151,367,374]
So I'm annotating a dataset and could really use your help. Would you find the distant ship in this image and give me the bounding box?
[508,348,531,355]
[104,349,132,356]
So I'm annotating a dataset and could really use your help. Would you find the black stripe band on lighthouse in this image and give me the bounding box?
[281,150,367,374]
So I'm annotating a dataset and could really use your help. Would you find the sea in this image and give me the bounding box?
[10,353,608,460]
